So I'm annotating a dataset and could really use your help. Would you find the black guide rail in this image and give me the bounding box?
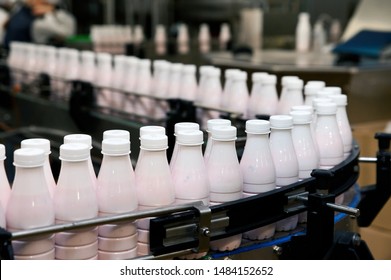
[149,144,360,256]
[358,132,391,227]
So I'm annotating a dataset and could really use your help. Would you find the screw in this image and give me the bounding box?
[273,245,283,256]
[352,234,361,247]
[200,227,210,237]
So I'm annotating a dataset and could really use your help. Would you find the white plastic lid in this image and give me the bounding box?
[306,80,326,88]
[290,111,312,124]
[207,119,231,133]
[114,55,127,64]
[97,53,112,62]
[199,65,215,75]
[140,134,168,150]
[312,97,333,109]
[103,130,130,141]
[21,138,51,155]
[317,89,338,98]
[233,71,247,81]
[211,126,237,141]
[177,130,204,145]
[174,122,200,135]
[305,83,324,96]
[245,120,270,134]
[252,72,268,82]
[183,64,196,74]
[286,78,304,89]
[261,74,277,84]
[67,49,79,59]
[208,68,221,77]
[60,143,90,161]
[171,63,183,72]
[139,126,166,138]
[225,69,240,79]
[270,115,293,129]
[291,105,313,113]
[316,102,338,115]
[140,59,151,68]
[81,51,95,61]
[102,138,130,156]
[64,134,92,149]
[0,144,6,160]
[329,94,348,106]
[14,148,45,168]
[153,59,165,69]
[323,86,342,95]
[281,76,299,87]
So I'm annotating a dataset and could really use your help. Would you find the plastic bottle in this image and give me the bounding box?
[173,130,209,205]
[154,24,167,55]
[198,23,211,53]
[166,63,183,99]
[95,53,113,109]
[54,143,99,260]
[278,78,304,115]
[315,102,344,169]
[304,81,325,106]
[133,25,145,47]
[277,76,299,114]
[0,144,11,211]
[295,12,311,53]
[179,64,198,102]
[135,134,175,256]
[330,95,353,159]
[207,126,243,251]
[269,115,299,231]
[221,69,241,110]
[151,60,171,98]
[97,138,138,260]
[80,51,96,84]
[177,24,190,54]
[123,56,140,114]
[196,66,215,105]
[249,74,278,118]
[204,119,232,164]
[6,148,55,260]
[226,71,249,117]
[21,139,56,198]
[170,122,200,171]
[219,23,231,50]
[111,55,127,111]
[202,67,223,109]
[63,134,97,190]
[240,120,276,240]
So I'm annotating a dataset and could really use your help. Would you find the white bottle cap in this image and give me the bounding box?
[21,138,51,155]
[103,130,130,141]
[329,94,348,106]
[290,110,312,124]
[14,148,45,168]
[59,143,90,162]
[199,65,215,75]
[64,134,93,149]
[0,144,5,160]
[81,50,95,61]
[245,120,271,134]
[317,89,338,98]
[270,115,293,129]
[171,63,183,72]
[225,69,240,79]
[183,64,196,74]
[140,59,151,68]
[140,134,168,150]
[211,126,237,141]
[97,53,112,63]
[306,80,326,88]
[177,130,204,145]
[291,105,313,113]
[114,55,127,64]
[252,72,269,83]
[261,74,277,84]
[208,68,221,77]
[305,83,323,96]
[153,59,165,69]
[207,119,231,133]
[139,126,166,138]
[312,97,333,110]
[281,76,299,87]
[286,78,304,89]
[316,102,338,115]
[102,138,130,156]
[174,122,200,135]
[233,71,247,81]
[324,86,342,95]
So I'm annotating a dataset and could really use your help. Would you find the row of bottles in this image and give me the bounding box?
[0,90,352,259]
